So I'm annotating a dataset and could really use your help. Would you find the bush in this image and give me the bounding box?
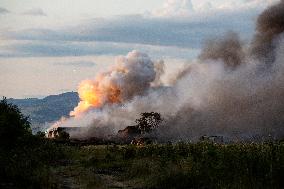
[0,98,70,188]
[0,97,31,148]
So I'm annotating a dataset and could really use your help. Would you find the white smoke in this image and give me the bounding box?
[60,39,284,141]
[52,1,284,142]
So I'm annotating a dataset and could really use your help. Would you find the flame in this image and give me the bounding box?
[70,50,155,117]
[70,79,121,117]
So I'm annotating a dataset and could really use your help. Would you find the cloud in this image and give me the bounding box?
[6,9,255,48]
[154,0,194,17]
[2,40,128,57]
[152,0,279,17]
[54,61,96,67]
[0,40,199,59]
[22,8,47,16]
[0,7,9,14]
[2,2,274,59]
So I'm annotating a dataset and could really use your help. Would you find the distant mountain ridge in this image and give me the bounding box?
[7,92,79,131]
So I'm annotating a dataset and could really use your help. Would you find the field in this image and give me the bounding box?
[2,138,284,189]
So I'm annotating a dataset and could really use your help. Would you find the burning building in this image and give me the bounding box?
[46,127,82,139]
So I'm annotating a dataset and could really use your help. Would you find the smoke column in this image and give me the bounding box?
[250,0,284,63]
[52,1,284,141]
[199,32,245,68]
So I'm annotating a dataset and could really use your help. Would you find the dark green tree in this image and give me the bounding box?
[135,112,163,134]
[0,97,31,148]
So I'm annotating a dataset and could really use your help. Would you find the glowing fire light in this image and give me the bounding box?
[70,79,121,116]
[70,50,155,117]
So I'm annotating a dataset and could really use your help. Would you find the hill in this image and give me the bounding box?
[7,92,79,131]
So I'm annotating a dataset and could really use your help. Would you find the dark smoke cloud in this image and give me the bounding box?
[250,0,284,63]
[199,32,245,68]
[157,1,284,141]
[159,52,284,141]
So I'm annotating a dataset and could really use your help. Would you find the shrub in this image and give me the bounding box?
[0,97,31,148]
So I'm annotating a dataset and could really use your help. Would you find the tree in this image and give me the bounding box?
[0,97,31,148]
[135,112,163,134]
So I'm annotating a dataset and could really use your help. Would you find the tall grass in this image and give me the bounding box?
[1,141,283,188]
[81,142,284,189]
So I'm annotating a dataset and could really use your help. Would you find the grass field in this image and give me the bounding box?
[1,138,284,189]
[48,141,284,188]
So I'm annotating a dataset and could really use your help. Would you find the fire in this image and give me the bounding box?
[70,50,156,117]
[70,79,121,117]
[78,80,101,107]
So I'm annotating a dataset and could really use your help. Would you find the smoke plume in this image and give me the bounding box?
[51,1,284,141]
[250,0,284,63]
[199,32,245,68]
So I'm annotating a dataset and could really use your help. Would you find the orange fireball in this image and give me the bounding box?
[70,79,121,117]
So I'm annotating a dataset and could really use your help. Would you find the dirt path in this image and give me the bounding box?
[96,174,134,189]
[52,165,82,189]
[52,162,139,189]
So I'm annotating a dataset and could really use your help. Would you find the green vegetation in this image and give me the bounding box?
[75,142,284,189]
[0,97,31,147]
[1,98,284,188]
[135,112,163,133]
[0,98,71,188]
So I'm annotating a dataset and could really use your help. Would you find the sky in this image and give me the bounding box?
[0,0,279,98]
